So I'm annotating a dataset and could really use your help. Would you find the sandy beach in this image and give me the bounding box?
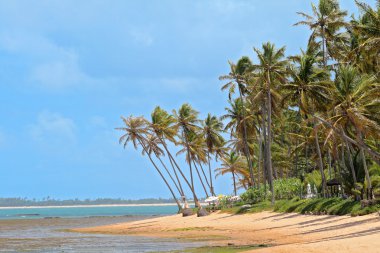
[73,211,380,252]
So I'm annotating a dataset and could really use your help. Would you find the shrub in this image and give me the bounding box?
[241,178,302,203]
[274,178,302,199]
[241,185,270,204]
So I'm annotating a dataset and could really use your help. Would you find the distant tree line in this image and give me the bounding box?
[0,197,176,207]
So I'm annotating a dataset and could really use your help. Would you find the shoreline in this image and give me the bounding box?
[0,203,183,209]
[72,211,380,253]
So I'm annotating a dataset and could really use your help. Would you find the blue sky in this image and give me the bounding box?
[0,0,369,199]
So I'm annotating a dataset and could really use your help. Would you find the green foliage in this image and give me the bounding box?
[274,178,302,199]
[223,197,380,216]
[241,178,302,203]
[221,201,273,214]
[273,197,380,216]
[240,185,270,204]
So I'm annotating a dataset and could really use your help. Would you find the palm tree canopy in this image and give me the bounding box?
[202,113,225,153]
[116,116,148,149]
[331,65,380,138]
[150,106,177,142]
[215,152,249,178]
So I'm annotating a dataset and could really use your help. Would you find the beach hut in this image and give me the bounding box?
[326,178,341,197]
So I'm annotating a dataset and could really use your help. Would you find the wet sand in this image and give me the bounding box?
[73,211,380,253]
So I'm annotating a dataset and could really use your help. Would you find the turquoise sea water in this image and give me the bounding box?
[0,205,179,219]
[0,205,203,252]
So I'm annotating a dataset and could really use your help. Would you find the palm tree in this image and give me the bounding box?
[253,42,288,204]
[220,57,256,187]
[173,104,206,212]
[177,131,210,198]
[351,1,380,75]
[215,152,249,196]
[222,98,256,185]
[143,133,182,196]
[283,46,332,196]
[295,0,347,66]
[202,113,225,196]
[330,65,380,197]
[116,116,182,212]
[149,106,188,206]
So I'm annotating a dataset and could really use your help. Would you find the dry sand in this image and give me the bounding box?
[73,211,380,252]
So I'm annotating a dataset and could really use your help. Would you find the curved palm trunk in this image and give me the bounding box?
[157,155,182,195]
[158,137,185,195]
[232,172,237,196]
[360,147,372,199]
[258,133,263,186]
[193,161,209,198]
[314,124,327,198]
[186,149,202,208]
[237,83,255,187]
[345,140,358,185]
[199,162,211,189]
[328,148,332,180]
[207,152,216,196]
[158,137,190,208]
[359,133,372,199]
[266,73,275,205]
[262,106,268,197]
[313,115,380,166]
[138,140,182,212]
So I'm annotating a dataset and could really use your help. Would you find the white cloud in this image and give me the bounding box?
[0,32,97,91]
[31,56,91,90]
[29,111,76,144]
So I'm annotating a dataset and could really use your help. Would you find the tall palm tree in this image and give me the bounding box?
[149,106,188,205]
[202,113,225,196]
[220,57,256,187]
[116,116,182,212]
[222,98,256,185]
[143,133,182,196]
[215,152,249,196]
[283,46,332,196]
[330,65,380,196]
[173,104,205,212]
[253,42,288,204]
[177,131,210,198]
[295,0,347,66]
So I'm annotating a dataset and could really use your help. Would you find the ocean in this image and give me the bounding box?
[0,205,203,252]
[0,204,180,220]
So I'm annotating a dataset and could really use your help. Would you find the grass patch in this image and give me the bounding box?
[273,198,370,216]
[221,201,272,214]
[221,198,380,216]
[155,244,269,253]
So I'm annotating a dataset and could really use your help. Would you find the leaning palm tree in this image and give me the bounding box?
[116,116,182,212]
[202,113,225,196]
[143,133,182,197]
[253,42,288,204]
[177,131,210,198]
[173,104,207,215]
[149,107,188,206]
[215,152,249,196]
